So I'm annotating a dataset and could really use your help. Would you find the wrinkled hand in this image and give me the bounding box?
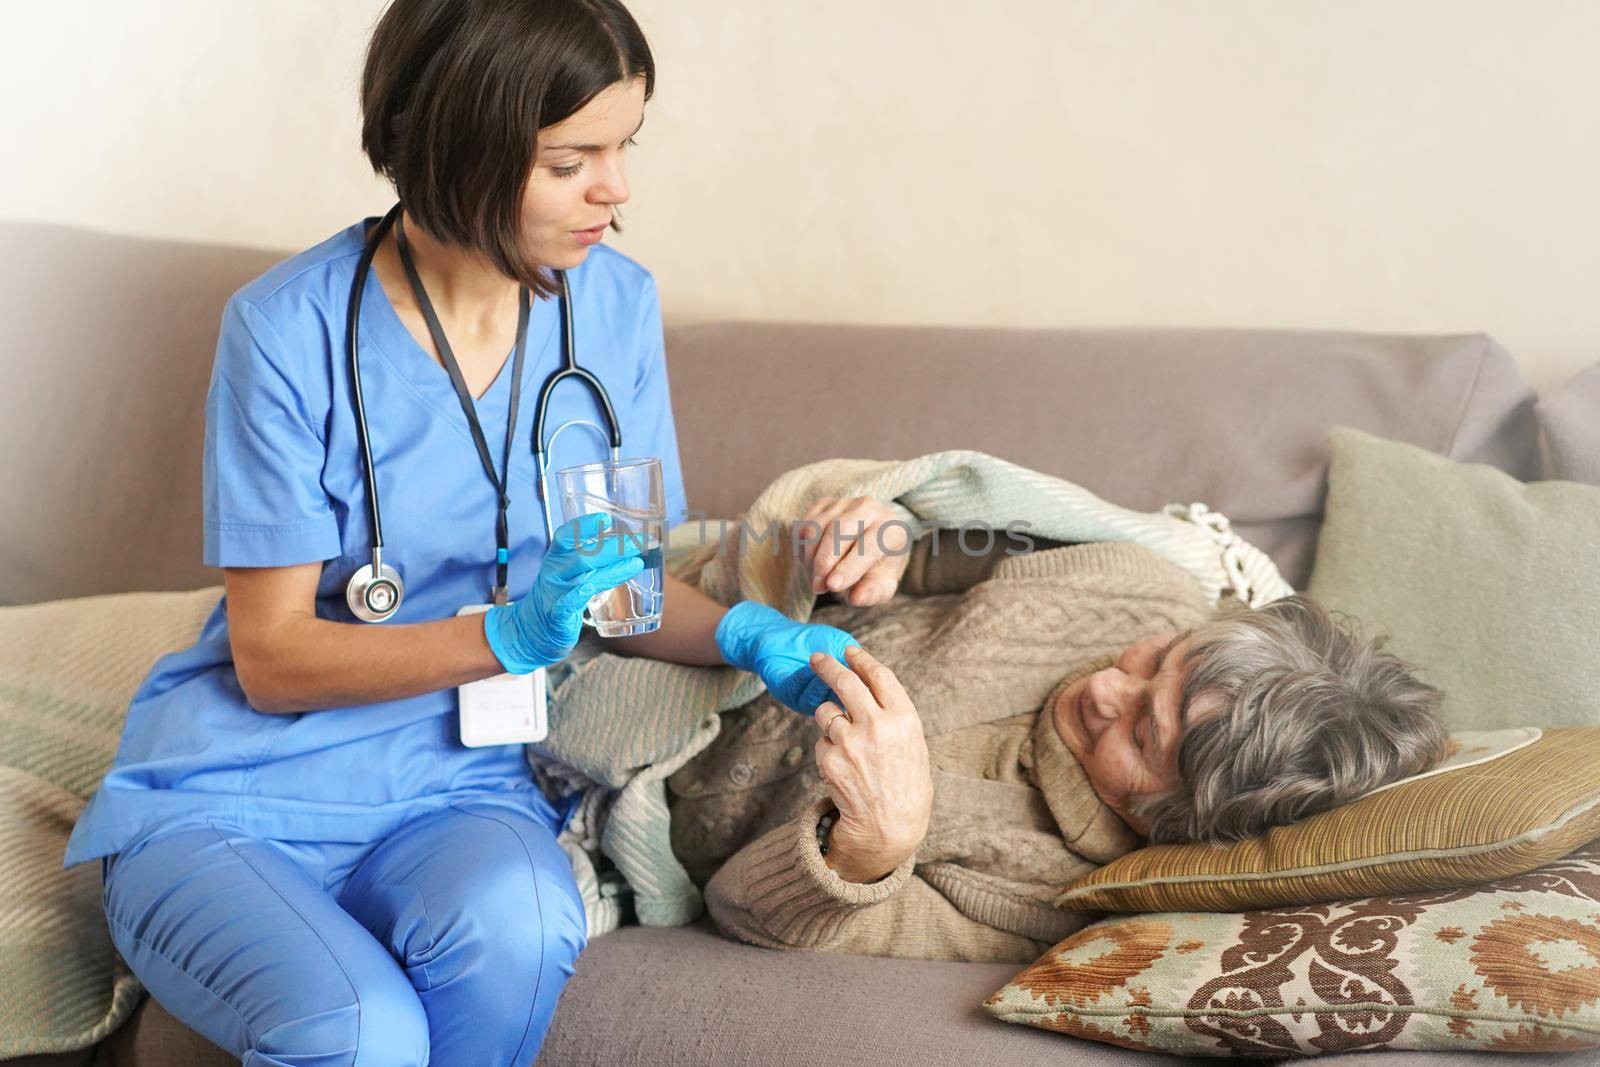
[714,600,860,715]
[483,512,645,674]
[794,496,914,607]
[810,645,933,883]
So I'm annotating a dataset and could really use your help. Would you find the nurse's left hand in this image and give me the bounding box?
[713,600,861,715]
[483,512,645,674]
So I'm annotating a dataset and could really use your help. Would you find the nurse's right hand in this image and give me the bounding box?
[482,512,645,674]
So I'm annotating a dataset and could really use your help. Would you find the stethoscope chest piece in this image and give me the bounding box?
[347,558,404,623]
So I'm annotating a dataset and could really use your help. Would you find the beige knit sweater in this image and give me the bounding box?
[667,533,1218,962]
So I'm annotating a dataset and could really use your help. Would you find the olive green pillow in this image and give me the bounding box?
[1306,425,1600,731]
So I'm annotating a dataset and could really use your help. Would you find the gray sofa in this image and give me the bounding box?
[2,220,1594,1066]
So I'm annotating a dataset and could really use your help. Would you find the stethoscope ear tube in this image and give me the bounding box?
[532,272,624,541]
[341,205,627,623]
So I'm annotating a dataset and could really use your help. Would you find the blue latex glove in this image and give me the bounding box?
[714,600,862,715]
[483,512,645,674]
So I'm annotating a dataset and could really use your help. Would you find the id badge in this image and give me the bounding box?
[455,603,548,747]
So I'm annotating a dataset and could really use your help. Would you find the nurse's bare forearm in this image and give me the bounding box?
[606,572,728,666]
[243,613,507,714]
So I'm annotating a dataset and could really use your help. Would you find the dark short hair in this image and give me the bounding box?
[360,0,654,300]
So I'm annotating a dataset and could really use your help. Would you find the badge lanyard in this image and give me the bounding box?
[394,214,530,606]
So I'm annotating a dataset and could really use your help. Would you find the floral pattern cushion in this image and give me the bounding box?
[987,839,1600,1057]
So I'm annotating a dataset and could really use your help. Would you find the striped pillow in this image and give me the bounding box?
[0,586,219,1057]
[1058,726,1600,914]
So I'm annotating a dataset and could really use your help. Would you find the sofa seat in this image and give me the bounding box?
[85,920,1600,1066]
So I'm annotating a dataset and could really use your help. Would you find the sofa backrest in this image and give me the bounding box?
[0,222,1541,604]
[665,322,1540,590]
[1,223,286,606]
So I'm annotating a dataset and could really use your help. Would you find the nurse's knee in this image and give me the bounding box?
[465,810,588,956]
[251,973,429,1067]
[449,835,587,992]
[537,867,588,970]
[487,859,588,976]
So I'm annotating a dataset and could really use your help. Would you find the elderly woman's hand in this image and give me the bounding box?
[808,645,933,883]
[794,496,914,607]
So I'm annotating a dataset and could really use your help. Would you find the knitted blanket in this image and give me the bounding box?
[526,449,1293,935]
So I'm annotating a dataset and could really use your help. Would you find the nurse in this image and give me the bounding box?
[61,2,878,1064]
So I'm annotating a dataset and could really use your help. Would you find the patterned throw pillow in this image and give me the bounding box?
[987,839,1600,1057]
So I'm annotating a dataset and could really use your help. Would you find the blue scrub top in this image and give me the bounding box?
[64,217,689,868]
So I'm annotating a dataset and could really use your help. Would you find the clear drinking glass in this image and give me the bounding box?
[553,456,666,637]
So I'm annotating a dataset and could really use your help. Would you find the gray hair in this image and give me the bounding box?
[1134,594,1448,845]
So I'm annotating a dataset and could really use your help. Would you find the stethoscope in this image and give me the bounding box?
[343,202,623,623]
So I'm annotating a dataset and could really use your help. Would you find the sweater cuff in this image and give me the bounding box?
[745,797,916,947]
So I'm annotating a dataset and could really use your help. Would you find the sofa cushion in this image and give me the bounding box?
[534,919,1211,1066]
[665,324,1540,590]
[1537,362,1600,484]
[105,932,1600,1066]
[1306,426,1600,730]
[989,839,1600,1058]
[102,997,234,1067]
[1057,727,1600,915]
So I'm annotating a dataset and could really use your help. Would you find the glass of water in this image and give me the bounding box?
[553,456,666,637]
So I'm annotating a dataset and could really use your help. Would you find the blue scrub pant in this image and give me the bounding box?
[100,797,585,1066]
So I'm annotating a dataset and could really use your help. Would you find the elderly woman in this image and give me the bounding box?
[670,498,1448,963]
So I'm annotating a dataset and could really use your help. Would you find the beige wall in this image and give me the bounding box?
[3,1,1596,395]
